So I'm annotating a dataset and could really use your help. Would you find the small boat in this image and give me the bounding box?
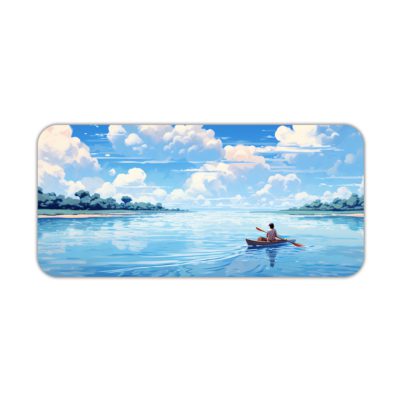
[246,238,296,247]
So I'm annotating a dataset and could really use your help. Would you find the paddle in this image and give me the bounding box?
[256,227,304,247]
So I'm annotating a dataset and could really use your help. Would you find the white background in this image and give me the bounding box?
[0,1,399,399]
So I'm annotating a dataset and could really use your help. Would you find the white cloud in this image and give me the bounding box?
[124,133,148,153]
[107,125,127,144]
[256,183,272,196]
[268,173,301,189]
[256,173,301,196]
[167,189,190,202]
[321,186,352,202]
[81,177,104,193]
[162,125,224,161]
[185,168,228,197]
[64,181,86,197]
[344,153,355,164]
[113,168,147,187]
[294,192,319,202]
[38,160,85,196]
[125,133,143,146]
[152,188,167,199]
[39,125,99,170]
[107,124,224,162]
[138,124,171,142]
[224,144,266,164]
[96,182,117,198]
[274,125,338,148]
[108,168,116,176]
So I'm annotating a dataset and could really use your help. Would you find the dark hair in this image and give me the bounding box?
[269,223,274,229]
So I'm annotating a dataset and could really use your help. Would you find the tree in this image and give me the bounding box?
[105,197,117,209]
[121,196,132,205]
[345,193,359,208]
[309,199,322,209]
[332,198,345,210]
[75,190,90,199]
[60,197,81,210]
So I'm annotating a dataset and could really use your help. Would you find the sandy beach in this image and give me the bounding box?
[38,213,126,219]
[326,213,364,218]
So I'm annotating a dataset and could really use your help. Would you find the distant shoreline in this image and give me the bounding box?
[37,209,185,218]
[37,209,364,219]
[278,211,364,218]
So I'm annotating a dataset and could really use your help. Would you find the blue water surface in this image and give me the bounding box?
[37,210,364,277]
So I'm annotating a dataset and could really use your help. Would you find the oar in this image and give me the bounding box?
[256,227,304,247]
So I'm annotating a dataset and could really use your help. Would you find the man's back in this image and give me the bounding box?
[267,228,278,241]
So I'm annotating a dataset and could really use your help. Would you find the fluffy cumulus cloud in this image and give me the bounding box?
[268,173,301,189]
[113,168,146,187]
[162,125,224,161]
[94,168,149,200]
[38,125,101,196]
[39,125,99,170]
[96,182,117,198]
[294,192,319,203]
[256,173,301,196]
[224,144,266,164]
[274,125,339,148]
[106,124,127,144]
[321,186,352,202]
[38,160,85,196]
[106,124,224,161]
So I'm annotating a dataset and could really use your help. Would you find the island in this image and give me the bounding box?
[37,187,182,217]
[285,193,364,217]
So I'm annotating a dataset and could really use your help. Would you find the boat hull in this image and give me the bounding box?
[246,238,296,247]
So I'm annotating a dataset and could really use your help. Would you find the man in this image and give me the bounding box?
[258,223,282,242]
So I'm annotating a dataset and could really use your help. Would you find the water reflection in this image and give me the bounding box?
[297,216,364,231]
[266,247,278,268]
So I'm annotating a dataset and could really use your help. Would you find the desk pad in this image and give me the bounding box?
[37,124,364,277]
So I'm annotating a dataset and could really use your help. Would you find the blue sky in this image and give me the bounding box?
[38,124,364,209]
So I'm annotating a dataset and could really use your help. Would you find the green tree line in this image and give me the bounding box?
[293,193,364,211]
[38,187,168,211]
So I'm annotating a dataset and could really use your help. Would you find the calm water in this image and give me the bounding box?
[37,210,364,277]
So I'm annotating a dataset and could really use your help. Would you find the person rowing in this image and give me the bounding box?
[257,223,282,242]
[250,225,304,247]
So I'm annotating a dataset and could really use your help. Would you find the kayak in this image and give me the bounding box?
[246,238,296,246]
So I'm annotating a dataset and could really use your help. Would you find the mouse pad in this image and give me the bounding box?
[37,124,365,277]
